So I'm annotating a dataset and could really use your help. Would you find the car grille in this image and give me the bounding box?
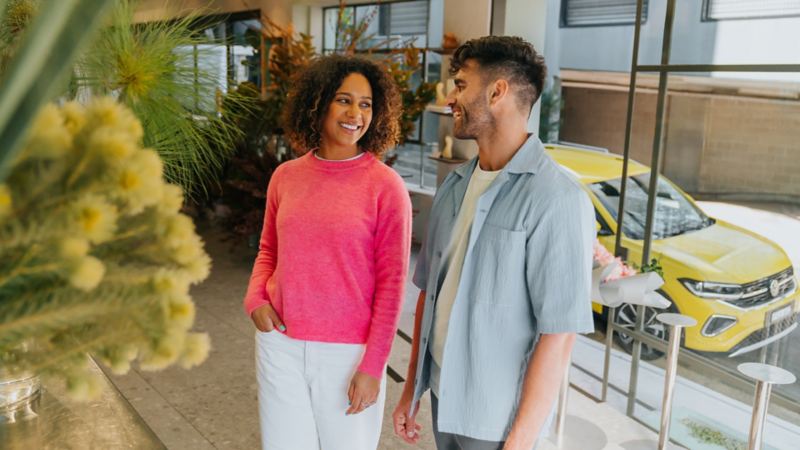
[730,312,799,354]
[722,267,796,309]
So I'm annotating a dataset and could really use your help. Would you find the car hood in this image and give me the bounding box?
[652,220,791,284]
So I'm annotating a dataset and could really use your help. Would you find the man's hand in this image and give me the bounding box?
[392,385,422,444]
[250,304,285,332]
[347,372,381,415]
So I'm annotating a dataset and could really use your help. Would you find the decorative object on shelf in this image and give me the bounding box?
[425,104,452,115]
[0,100,211,402]
[430,143,442,159]
[435,81,448,105]
[442,32,460,50]
[442,136,454,160]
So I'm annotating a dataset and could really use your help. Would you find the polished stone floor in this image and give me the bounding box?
[104,223,670,449]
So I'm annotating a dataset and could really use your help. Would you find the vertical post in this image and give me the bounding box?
[601,306,616,402]
[626,0,678,417]
[555,362,571,447]
[656,313,695,450]
[613,0,645,257]
[748,381,771,450]
[419,143,425,188]
[260,32,267,100]
[737,362,796,450]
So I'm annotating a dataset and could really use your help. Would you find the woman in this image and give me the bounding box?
[243,55,411,450]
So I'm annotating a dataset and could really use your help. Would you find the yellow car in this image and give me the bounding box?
[546,143,800,359]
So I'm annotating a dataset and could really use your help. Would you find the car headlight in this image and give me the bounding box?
[680,279,744,300]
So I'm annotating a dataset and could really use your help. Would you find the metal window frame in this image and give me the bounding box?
[602,0,800,439]
[321,0,430,51]
[560,0,650,28]
[320,0,434,147]
[701,0,800,23]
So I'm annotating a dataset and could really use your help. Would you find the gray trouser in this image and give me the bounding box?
[430,394,505,450]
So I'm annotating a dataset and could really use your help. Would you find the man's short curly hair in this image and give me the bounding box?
[282,55,402,159]
[450,36,547,113]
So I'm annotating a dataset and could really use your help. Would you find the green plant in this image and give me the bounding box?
[72,0,250,197]
[538,80,564,144]
[634,257,665,278]
[0,99,210,399]
[0,0,38,73]
[0,0,114,181]
[681,418,746,450]
[209,15,315,242]
[260,18,317,136]
[216,81,291,240]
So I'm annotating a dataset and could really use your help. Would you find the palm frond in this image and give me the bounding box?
[74,0,253,197]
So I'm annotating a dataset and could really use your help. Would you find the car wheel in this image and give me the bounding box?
[613,302,669,361]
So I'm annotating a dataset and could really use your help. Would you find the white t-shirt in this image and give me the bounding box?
[429,163,500,395]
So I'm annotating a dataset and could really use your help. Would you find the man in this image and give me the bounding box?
[392,36,595,450]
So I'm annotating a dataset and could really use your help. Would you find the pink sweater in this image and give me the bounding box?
[243,151,412,379]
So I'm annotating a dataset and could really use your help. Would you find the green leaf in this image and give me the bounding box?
[0,0,114,182]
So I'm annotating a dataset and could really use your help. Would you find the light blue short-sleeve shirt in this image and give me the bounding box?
[410,135,596,442]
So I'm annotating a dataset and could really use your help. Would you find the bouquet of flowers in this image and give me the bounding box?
[593,240,637,281]
[0,99,210,399]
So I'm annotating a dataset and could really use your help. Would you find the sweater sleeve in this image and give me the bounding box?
[357,176,412,379]
[242,169,281,317]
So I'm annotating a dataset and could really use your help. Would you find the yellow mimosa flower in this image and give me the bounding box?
[166,293,196,330]
[156,183,184,215]
[0,184,11,218]
[68,256,105,291]
[140,330,185,370]
[72,195,117,243]
[26,104,71,159]
[179,332,210,369]
[58,237,90,261]
[87,128,136,162]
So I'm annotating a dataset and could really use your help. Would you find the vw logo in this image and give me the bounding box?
[769,279,781,298]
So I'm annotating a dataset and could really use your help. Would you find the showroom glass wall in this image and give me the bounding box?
[559,1,800,448]
[169,11,263,113]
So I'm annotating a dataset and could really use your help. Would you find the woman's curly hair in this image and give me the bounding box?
[282,55,402,159]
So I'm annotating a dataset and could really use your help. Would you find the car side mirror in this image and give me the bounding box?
[596,221,613,237]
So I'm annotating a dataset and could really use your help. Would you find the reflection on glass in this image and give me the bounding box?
[590,173,714,240]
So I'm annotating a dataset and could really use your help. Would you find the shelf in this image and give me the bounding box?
[426,47,456,55]
[428,155,467,164]
[425,104,452,116]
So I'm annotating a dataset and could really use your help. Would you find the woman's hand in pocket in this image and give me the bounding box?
[251,304,285,332]
[346,372,380,415]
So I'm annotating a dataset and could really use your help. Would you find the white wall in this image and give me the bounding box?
[495,0,550,133]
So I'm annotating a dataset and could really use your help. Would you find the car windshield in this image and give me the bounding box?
[589,173,714,240]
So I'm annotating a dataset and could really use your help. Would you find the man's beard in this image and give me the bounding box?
[453,99,493,140]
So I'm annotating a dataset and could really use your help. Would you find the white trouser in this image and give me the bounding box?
[255,330,386,450]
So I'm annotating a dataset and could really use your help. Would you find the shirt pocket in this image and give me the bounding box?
[470,223,527,306]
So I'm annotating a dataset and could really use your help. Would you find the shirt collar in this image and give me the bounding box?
[453,134,544,178]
